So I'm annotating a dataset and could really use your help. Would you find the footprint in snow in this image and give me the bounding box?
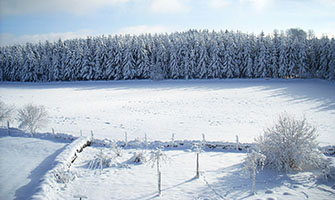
[265,190,273,194]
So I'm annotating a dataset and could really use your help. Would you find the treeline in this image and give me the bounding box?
[0,29,334,82]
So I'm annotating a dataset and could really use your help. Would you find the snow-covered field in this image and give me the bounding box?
[0,135,67,200]
[0,79,335,199]
[0,79,334,145]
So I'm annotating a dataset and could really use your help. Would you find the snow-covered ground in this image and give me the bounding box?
[0,135,67,200]
[0,79,334,145]
[0,79,334,199]
[56,147,335,200]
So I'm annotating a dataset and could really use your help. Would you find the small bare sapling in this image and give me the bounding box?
[149,148,167,196]
[244,150,266,194]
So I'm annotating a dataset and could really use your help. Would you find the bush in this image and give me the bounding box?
[17,104,48,134]
[88,149,111,170]
[0,100,14,124]
[128,151,148,164]
[256,113,326,172]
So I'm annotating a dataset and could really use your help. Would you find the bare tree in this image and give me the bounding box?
[17,104,49,134]
[0,100,14,124]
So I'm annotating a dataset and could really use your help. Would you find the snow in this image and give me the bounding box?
[55,147,335,200]
[0,79,334,145]
[0,135,66,200]
[0,79,334,199]
[32,136,92,200]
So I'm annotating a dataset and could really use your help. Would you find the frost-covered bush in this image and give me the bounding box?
[256,113,326,172]
[128,151,148,164]
[0,100,14,124]
[53,168,76,184]
[17,104,48,134]
[244,150,266,193]
[88,149,111,170]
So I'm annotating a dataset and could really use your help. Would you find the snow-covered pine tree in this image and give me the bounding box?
[318,36,330,79]
[256,33,270,78]
[93,38,104,80]
[278,35,289,78]
[196,39,209,79]
[169,43,179,79]
[113,37,123,80]
[182,44,191,79]
[150,39,165,80]
[296,38,309,78]
[270,30,280,78]
[122,36,136,80]
[326,38,335,80]
[223,37,237,78]
[209,40,221,78]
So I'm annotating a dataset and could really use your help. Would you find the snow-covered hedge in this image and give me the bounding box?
[92,137,253,152]
[31,136,92,200]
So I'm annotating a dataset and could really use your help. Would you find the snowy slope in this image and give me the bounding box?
[0,136,66,200]
[1,79,334,145]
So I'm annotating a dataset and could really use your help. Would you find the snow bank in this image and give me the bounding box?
[0,127,76,142]
[31,136,92,200]
[0,136,66,200]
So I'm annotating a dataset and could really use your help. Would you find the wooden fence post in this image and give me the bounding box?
[158,171,162,196]
[7,120,10,135]
[196,152,199,177]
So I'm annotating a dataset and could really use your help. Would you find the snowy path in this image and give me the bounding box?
[0,79,334,145]
[0,136,67,200]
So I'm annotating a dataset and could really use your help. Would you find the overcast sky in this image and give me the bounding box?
[0,0,334,46]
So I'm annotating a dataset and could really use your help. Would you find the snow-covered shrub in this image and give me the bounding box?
[17,103,48,134]
[128,151,148,164]
[0,100,14,124]
[321,158,335,181]
[256,113,326,172]
[88,149,111,170]
[53,167,76,184]
[111,140,123,157]
[244,150,266,193]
